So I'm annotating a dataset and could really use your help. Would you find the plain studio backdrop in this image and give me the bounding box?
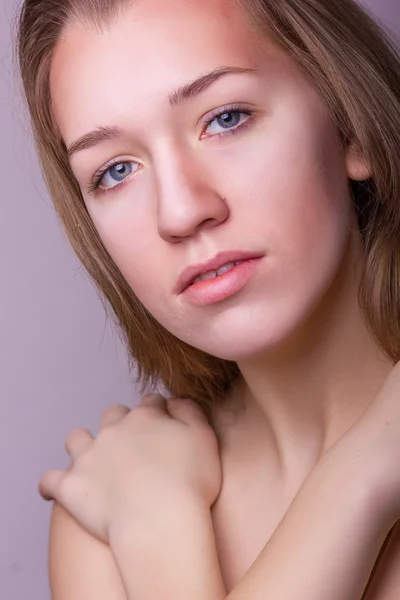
[1,1,399,598]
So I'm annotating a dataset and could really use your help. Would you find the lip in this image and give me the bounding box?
[176,249,265,294]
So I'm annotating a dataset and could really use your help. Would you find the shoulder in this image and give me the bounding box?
[49,502,127,600]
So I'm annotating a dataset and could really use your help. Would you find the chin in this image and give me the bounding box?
[185,308,308,362]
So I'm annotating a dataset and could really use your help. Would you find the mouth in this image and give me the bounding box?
[176,249,265,294]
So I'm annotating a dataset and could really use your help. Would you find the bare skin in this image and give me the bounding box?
[42,381,400,599]
[44,0,400,597]
[209,380,400,597]
[50,0,393,472]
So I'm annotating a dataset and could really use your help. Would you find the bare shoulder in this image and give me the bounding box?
[49,502,127,600]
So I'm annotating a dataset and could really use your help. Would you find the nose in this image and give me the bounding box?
[155,146,229,243]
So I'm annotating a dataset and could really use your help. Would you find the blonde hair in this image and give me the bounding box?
[16,0,400,417]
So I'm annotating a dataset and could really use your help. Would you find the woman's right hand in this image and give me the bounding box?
[318,360,400,527]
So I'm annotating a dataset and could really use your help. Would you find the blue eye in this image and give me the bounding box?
[203,106,253,137]
[88,160,139,194]
[87,105,253,195]
[101,161,137,188]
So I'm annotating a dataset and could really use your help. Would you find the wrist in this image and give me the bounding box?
[359,448,400,529]
[314,443,397,531]
[109,490,208,549]
[109,495,226,600]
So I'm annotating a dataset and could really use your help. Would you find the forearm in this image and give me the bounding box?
[229,457,395,600]
[110,460,395,600]
[109,494,226,600]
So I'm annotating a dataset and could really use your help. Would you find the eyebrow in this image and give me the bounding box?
[66,66,257,159]
[168,65,257,106]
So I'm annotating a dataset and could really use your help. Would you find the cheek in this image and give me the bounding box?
[277,186,350,304]
[241,116,350,256]
[283,144,350,278]
[88,206,163,299]
[227,120,352,302]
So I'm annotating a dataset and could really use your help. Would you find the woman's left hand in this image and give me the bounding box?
[38,394,222,544]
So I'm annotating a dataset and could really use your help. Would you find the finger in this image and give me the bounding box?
[38,469,65,501]
[100,404,130,429]
[167,397,210,426]
[65,428,93,461]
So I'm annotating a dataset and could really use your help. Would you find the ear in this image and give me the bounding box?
[345,139,373,181]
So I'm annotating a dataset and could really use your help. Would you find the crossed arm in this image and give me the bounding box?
[49,450,396,600]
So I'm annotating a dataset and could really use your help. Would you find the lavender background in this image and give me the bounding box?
[1,0,399,598]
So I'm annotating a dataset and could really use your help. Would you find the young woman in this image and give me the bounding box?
[16,0,400,598]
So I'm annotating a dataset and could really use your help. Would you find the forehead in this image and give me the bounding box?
[50,0,291,143]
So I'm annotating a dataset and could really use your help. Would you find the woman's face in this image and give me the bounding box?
[50,0,369,361]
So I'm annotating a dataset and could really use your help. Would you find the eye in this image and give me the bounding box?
[99,161,139,189]
[202,106,253,138]
[88,160,139,194]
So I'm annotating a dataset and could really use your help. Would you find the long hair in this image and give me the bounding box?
[15,0,400,417]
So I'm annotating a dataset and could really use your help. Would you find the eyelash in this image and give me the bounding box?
[87,104,254,196]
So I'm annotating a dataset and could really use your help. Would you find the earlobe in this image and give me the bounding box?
[345,139,373,181]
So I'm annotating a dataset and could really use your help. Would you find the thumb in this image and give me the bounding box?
[167,397,210,427]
